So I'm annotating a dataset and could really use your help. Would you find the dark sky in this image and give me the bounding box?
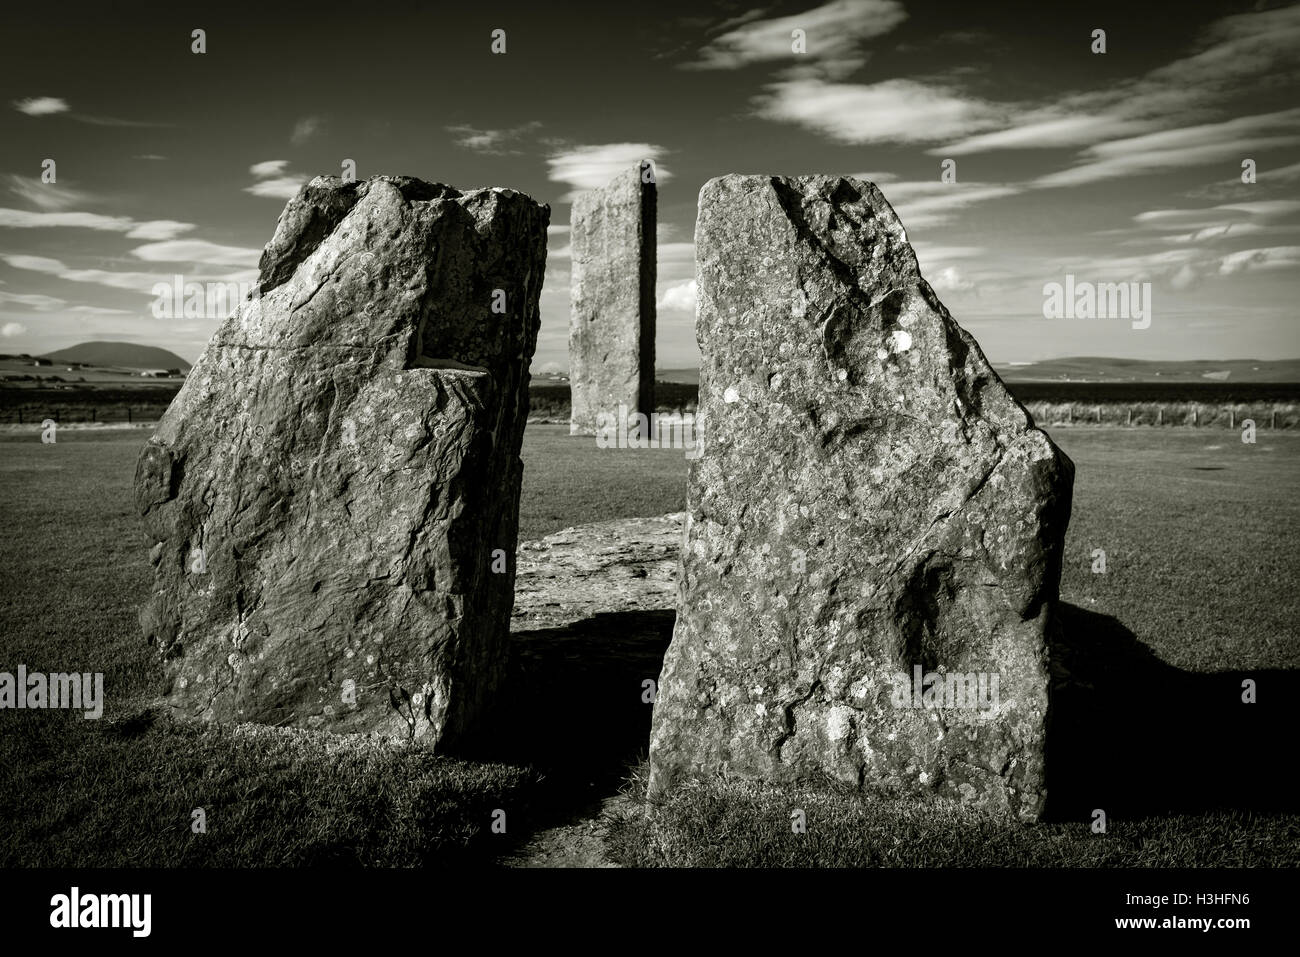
[2,0,1297,370]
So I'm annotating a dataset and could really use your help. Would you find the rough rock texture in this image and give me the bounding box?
[569,164,656,435]
[135,175,548,747]
[647,175,1074,821]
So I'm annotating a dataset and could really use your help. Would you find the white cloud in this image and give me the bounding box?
[125,220,196,241]
[685,0,907,78]
[757,78,1007,145]
[131,239,260,267]
[13,96,68,116]
[1218,246,1300,275]
[1,322,28,337]
[246,160,305,199]
[2,253,169,293]
[0,290,66,311]
[250,160,290,178]
[0,207,195,240]
[658,279,697,311]
[546,144,671,201]
[931,266,975,292]
[0,209,133,231]
[938,113,1154,156]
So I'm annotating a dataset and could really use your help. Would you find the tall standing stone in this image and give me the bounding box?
[568,163,656,435]
[648,175,1073,821]
[135,175,549,748]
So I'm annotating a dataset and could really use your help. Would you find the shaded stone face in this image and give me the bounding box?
[647,175,1074,821]
[568,164,656,436]
[135,175,549,747]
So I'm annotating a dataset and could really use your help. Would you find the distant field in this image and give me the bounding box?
[6,378,1299,426]
[0,425,1296,866]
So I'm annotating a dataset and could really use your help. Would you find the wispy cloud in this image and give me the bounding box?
[939,5,1300,157]
[2,253,169,292]
[13,95,169,127]
[447,121,542,155]
[290,116,323,146]
[0,207,195,240]
[1032,109,1300,188]
[131,239,260,268]
[246,160,307,200]
[6,175,94,212]
[0,290,130,315]
[658,279,697,311]
[758,78,1006,144]
[546,143,671,202]
[851,177,1021,230]
[1218,245,1300,275]
[684,0,907,79]
[13,96,68,116]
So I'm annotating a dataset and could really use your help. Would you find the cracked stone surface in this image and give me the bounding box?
[134,174,549,747]
[568,164,656,436]
[647,175,1074,821]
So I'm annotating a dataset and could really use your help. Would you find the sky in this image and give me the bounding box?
[1,0,1297,373]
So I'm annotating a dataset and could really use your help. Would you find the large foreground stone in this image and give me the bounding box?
[135,175,548,746]
[569,163,656,435]
[648,175,1073,820]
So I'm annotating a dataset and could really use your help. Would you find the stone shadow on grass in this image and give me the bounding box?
[469,609,674,775]
[456,609,675,853]
[1043,602,1297,821]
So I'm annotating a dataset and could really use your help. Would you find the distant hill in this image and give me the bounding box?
[996,357,1300,383]
[44,341,192,371]
[657,359,1300,386]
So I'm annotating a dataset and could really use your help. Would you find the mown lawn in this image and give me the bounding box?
[1,423,1296,866]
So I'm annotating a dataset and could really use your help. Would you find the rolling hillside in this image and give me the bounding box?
[43,341,192,371]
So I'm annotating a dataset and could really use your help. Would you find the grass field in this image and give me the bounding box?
[0,424,1296,866]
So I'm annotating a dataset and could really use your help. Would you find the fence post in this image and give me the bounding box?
[1068,406,1073,424]
[1126,408,1132,426]
[1193,408,1198,426]
[1157,408,1163,426]
[1096,407,1101,424]
[1229,409,1235,429]
[1271,410,1276,429]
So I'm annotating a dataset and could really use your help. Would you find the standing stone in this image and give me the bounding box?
[648,175,1073,821]
[569,163,656,435]
[135,175,548,748]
